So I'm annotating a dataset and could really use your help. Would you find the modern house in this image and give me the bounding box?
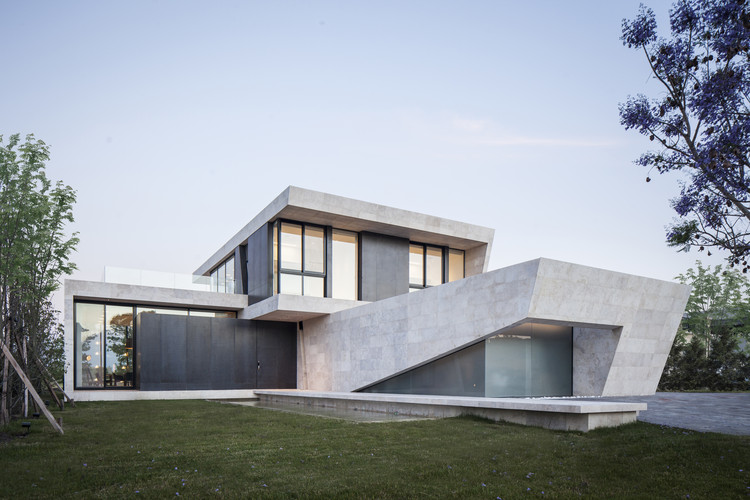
[63,186,690,429]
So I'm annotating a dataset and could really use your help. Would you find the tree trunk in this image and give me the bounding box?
[0,319,9,427]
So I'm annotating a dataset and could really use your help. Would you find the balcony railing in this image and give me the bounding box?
[103,266,236,293]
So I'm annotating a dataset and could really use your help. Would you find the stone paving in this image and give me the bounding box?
[590,392,750,435]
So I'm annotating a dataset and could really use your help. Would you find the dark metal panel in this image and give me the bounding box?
[235,245,248,295]
[359,232,409,302]
[186,316,212,390]
[136,313,161,391]
[233,320,257,389]
[246,223,273,304]
[159,315,188,390]
[256,321,297,389]
[210,318,235,389]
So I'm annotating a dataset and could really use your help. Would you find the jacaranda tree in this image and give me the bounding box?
[620,0,750,270]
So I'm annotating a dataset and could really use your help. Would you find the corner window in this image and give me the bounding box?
[209,255,235,293]
[448,249,465,282]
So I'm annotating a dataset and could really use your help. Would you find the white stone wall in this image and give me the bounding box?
[299,258,690,397]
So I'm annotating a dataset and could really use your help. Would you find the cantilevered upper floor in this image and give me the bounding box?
[194,186,495,309]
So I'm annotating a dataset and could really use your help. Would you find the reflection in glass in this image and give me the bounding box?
[425,246,443,287]
[331,229,358,300]
[280,273,302,295]
[485,323,572,397]
[75,303,104,388]
[280,222,302,271]
[362,342,484,396]
[304,226,325,273]
[136,307,188,316]
[189,310,236,318]
[218,265,226,294]
[105,305,134,387]
[409,244,423,287]
[448,249,465,282]
[225,256,235,293]
[361,323,572,398]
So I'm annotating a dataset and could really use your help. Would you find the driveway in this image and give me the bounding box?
[592,392,750,435]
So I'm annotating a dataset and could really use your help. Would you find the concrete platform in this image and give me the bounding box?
[254,390,646,432]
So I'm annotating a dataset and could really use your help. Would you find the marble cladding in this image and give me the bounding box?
[298,258,690,397]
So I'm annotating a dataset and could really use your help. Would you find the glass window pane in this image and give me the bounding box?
[304,276,325,297]
[425,246,443,287]
[280,222,302,271]
[332,229,358,300]
[218,265,226,294]
[75,303,104,388]
[225,256,235,293]
[273,222,278,294]
[485,323,572,397]
[210,269,218,292]
[304,226,325,273]
[279,273,302,295]
[105,305,134,388]
[189,310,237,318]
[448,249,465,282]
[136,307,188,316]
[409,244,424,286]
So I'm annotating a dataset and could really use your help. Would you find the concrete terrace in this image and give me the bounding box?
[254,390,646,432]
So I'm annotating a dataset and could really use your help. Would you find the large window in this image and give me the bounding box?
[361,323,572,398]
[75,302,236,389]
[210,255,235,293]
[75,303,133,389]
[331,229,358,300]
[272,222,359,300]
[276,222,325,297]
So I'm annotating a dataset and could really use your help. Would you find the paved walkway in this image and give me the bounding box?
[590,392,750,435]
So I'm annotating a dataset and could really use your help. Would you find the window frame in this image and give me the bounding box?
[209,255,236,293]
[409,242,445,290]
[275,220,327,296]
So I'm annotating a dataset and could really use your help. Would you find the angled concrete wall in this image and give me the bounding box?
[298,258,690,397]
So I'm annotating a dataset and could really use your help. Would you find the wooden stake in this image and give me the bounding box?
[0,341,63,434]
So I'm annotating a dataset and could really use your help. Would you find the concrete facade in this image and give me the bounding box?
[64,187,691,429]
[297,258,690,396]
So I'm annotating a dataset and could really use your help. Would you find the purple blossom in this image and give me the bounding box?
[622,4,658,47]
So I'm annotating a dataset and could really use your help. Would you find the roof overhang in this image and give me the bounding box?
[194,186,494,276]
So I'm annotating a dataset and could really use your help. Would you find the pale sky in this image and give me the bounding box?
[1,0,724,311]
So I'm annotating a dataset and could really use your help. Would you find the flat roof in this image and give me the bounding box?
[194,186,495,276]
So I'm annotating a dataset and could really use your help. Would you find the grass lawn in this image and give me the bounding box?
[0,400,748,499]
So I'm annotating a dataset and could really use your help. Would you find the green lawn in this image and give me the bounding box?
[0,400,748,499]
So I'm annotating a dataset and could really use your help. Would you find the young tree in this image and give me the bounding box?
[620,0,750,270]
[676,260,750,356]
[0,134,77,425]
[659,260,750,390]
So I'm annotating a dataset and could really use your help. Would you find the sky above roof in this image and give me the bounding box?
[1,0,725,304]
